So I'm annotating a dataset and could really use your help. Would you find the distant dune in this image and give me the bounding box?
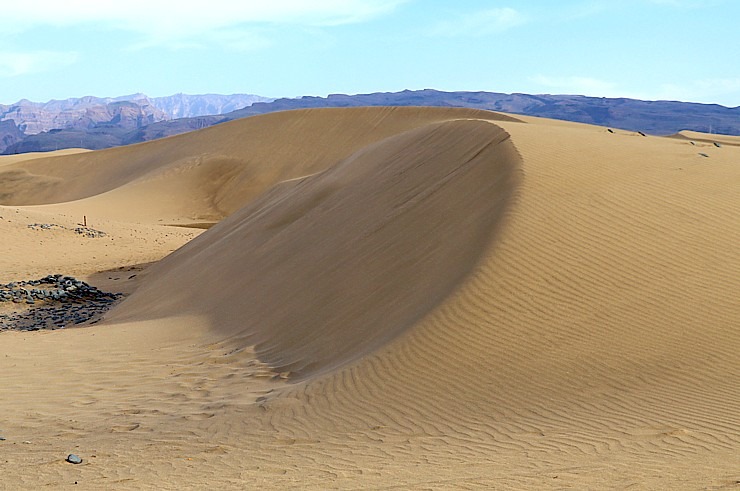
[0,107,738,489]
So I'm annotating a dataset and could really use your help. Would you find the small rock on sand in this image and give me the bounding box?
[66,454,83,464]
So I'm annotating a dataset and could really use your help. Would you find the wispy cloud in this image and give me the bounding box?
[208,29,275,53]
[2,0,406,52]
[646,0,705,6]
[653,78,740,105]
[530,74,740,105]
[530,75,618,96]
[644,0,731,9]
[5,1,406,38]
[0,51,78,77]
[552,1,611,21]
[429,7,527,37]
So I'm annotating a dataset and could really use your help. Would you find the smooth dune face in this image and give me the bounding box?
[1,107,739,489]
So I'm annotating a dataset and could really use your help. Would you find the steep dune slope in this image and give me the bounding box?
[110,119,520,377]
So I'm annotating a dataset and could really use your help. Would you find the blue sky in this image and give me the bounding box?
[1,0,738,106]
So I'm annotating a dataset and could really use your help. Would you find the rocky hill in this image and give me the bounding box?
[0,95,166,135]
[0,93,271,153]
[0,120,24,151]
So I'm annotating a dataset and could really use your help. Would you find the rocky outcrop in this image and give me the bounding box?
[0,119,24,153]
[0,97,169,135]
[0,93,271,137]
[0,93,272,153]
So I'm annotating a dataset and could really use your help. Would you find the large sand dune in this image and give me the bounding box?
[0,107,738,489]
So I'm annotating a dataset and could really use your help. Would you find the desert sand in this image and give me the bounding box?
[0,107,738,489]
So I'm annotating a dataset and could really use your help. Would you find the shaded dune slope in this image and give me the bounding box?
[0,107,520,222]
[110,119,521,378]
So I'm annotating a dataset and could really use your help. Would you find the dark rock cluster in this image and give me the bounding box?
[27,223,107,238]
[0,275,121,332]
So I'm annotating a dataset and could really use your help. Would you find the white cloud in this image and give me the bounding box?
[429,7,527,37]
[0,51,78,77]
[530,75,618,96]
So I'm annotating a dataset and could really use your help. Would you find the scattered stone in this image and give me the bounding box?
[66,454,83,464]
[0,275,123,332]
[27,223,106,238]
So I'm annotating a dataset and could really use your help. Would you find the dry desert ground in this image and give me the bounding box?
[1,107,739,489]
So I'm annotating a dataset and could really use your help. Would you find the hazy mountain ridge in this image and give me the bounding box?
[151,93,273,119]
[0,96,165,136]
[0,93,272,152]
[4,89,738,154]
[228,89,739,136]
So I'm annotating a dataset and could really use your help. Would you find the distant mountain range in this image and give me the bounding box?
[2,90,738,154]
[0,93,273,153]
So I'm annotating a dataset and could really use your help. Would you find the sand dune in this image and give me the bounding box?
[110,118,520,378]
[1,107,739,489]
[673,130,740,147]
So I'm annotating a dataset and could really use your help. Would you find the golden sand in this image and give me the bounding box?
[1,108,738,489]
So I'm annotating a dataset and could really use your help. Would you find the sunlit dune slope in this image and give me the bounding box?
[109,119,520,377]
[0,107,520,222]
[116,110,739,486]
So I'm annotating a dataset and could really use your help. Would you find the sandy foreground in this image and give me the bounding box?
[0,107,738,489]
